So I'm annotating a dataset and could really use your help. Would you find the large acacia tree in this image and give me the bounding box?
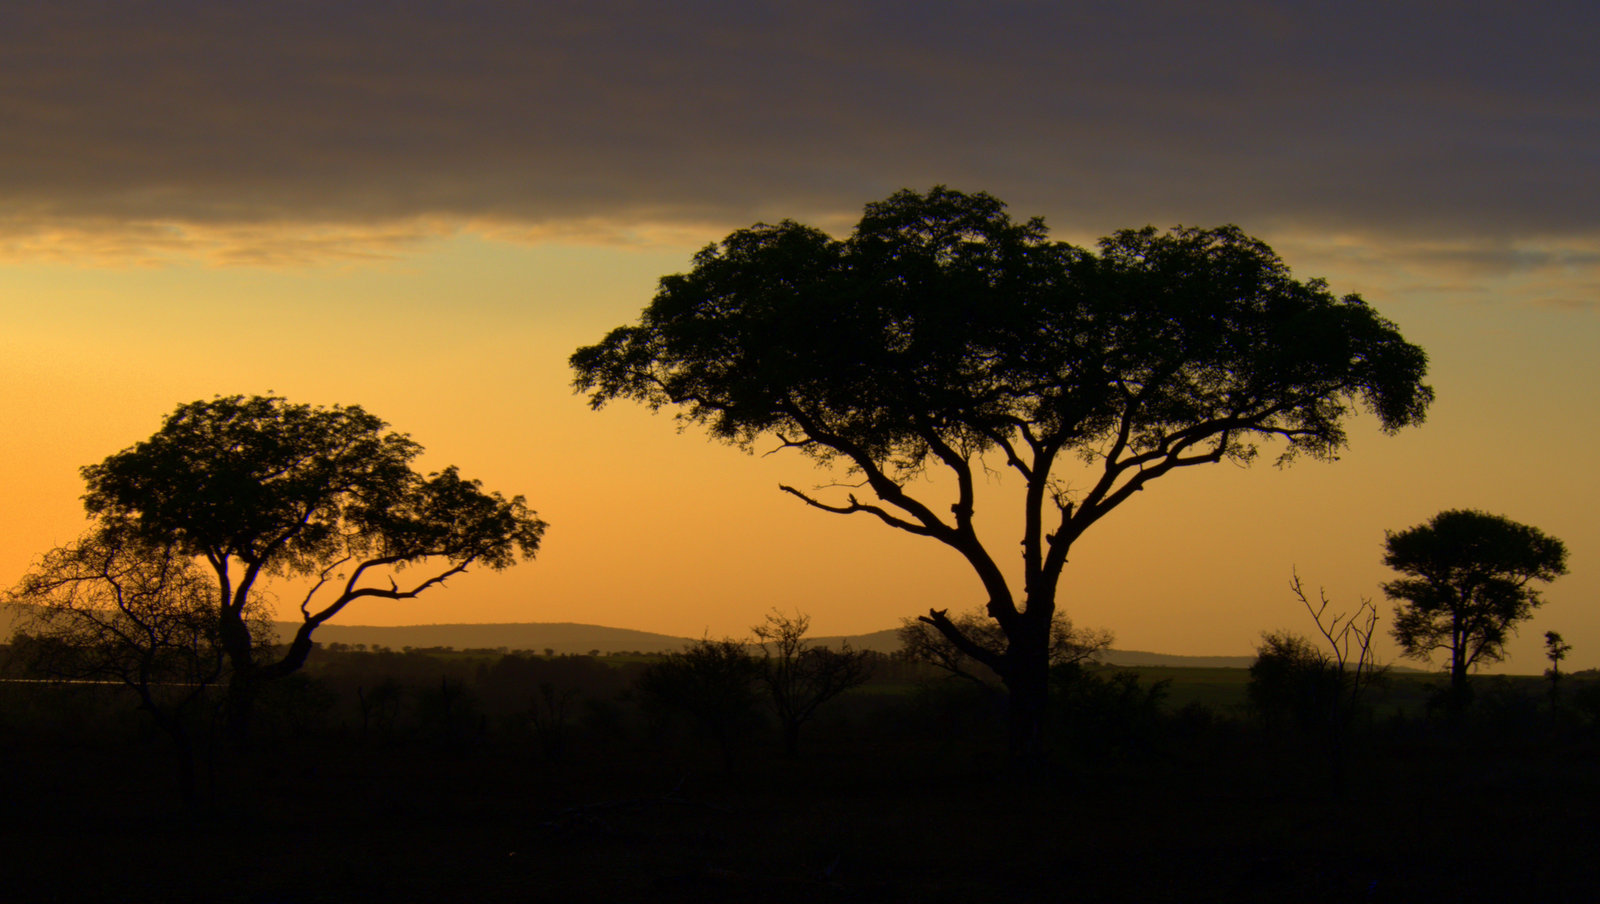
[77,394,547,731]
[572,187,1432,763]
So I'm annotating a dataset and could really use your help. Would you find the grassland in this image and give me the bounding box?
[3,650,1596,902]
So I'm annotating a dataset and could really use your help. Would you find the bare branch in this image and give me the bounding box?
[777,485,934,536]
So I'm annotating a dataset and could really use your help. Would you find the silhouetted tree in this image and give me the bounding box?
[752,610,874,755]
[7,527,272,800]
[1544,630,1572,710]
[574,187,1432,766]
[1384,509,1568,717]
[77,394,547,739]
[636,638,764,771]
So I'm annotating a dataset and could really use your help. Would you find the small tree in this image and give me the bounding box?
[7,528,272,800]
[635,638,765,772]
[1384,509,1568,717]
[1544,630,1572,710]
[76,394,547,739]
[752,609,875,755]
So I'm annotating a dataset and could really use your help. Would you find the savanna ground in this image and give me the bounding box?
[3,649,1597,903]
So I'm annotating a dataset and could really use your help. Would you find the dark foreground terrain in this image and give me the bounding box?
[4,659,1598,903]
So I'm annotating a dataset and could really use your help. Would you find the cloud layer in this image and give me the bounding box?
[5,1,1597,259]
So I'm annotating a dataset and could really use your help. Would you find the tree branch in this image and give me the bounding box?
[919,608,1007,676]
[777,485,934,536]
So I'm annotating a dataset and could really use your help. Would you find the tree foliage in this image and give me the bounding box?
[75,394,547,730]
[1383,509,1568,711]
[573,187,1432,763]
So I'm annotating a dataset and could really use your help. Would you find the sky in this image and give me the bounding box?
[3,2,1597,671]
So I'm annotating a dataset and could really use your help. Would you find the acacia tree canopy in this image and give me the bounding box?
[78,395,547,715]
[572,186,1432,762]
[1384,509,1568,707]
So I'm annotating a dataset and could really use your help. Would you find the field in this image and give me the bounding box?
[3,653,1597,902]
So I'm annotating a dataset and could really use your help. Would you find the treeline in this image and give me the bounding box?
[11,631,1600,788]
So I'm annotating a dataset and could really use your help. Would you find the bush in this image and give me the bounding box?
[635,638,765,771]
[1248,631,1342,732]
[1051,663,1171,758]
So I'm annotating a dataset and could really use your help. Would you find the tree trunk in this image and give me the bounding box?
[172,727,199,807]
[1448,647,1471,724]
[224,668,260,749]
[1003,648,1051,774]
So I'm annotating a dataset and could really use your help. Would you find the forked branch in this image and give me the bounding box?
[1290,569,1382,702]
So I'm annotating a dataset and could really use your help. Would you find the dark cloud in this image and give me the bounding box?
[4,1,1597,249]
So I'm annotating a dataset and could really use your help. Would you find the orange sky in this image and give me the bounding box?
[4,231,1594,673]
[3,3,1597,672]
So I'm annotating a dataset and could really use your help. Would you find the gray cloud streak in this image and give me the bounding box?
[3,1,1596,254]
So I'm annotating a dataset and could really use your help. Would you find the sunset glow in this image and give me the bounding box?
[3,3,1596,673]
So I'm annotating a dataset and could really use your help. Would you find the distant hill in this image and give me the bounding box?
[273,620,1253,667]
[4,602,1260,666]
[1095,650,1256,669]
[275,621,695,654]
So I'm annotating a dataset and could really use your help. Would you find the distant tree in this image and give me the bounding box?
[1544,630,1572,710]
[76,394,547,738]
[751,609,875,755]
[1383,509,1568,716]
[573,187,1433,766]
[636,638,765,771]
[899,607,1112,686]
[7,527,272,800]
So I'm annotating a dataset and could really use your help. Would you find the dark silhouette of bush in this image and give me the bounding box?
[1051,662,1171,759]
[635,638,765,772]
[1249,631,1343,732]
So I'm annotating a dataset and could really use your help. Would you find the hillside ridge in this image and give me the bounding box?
[272,619,1255,667]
